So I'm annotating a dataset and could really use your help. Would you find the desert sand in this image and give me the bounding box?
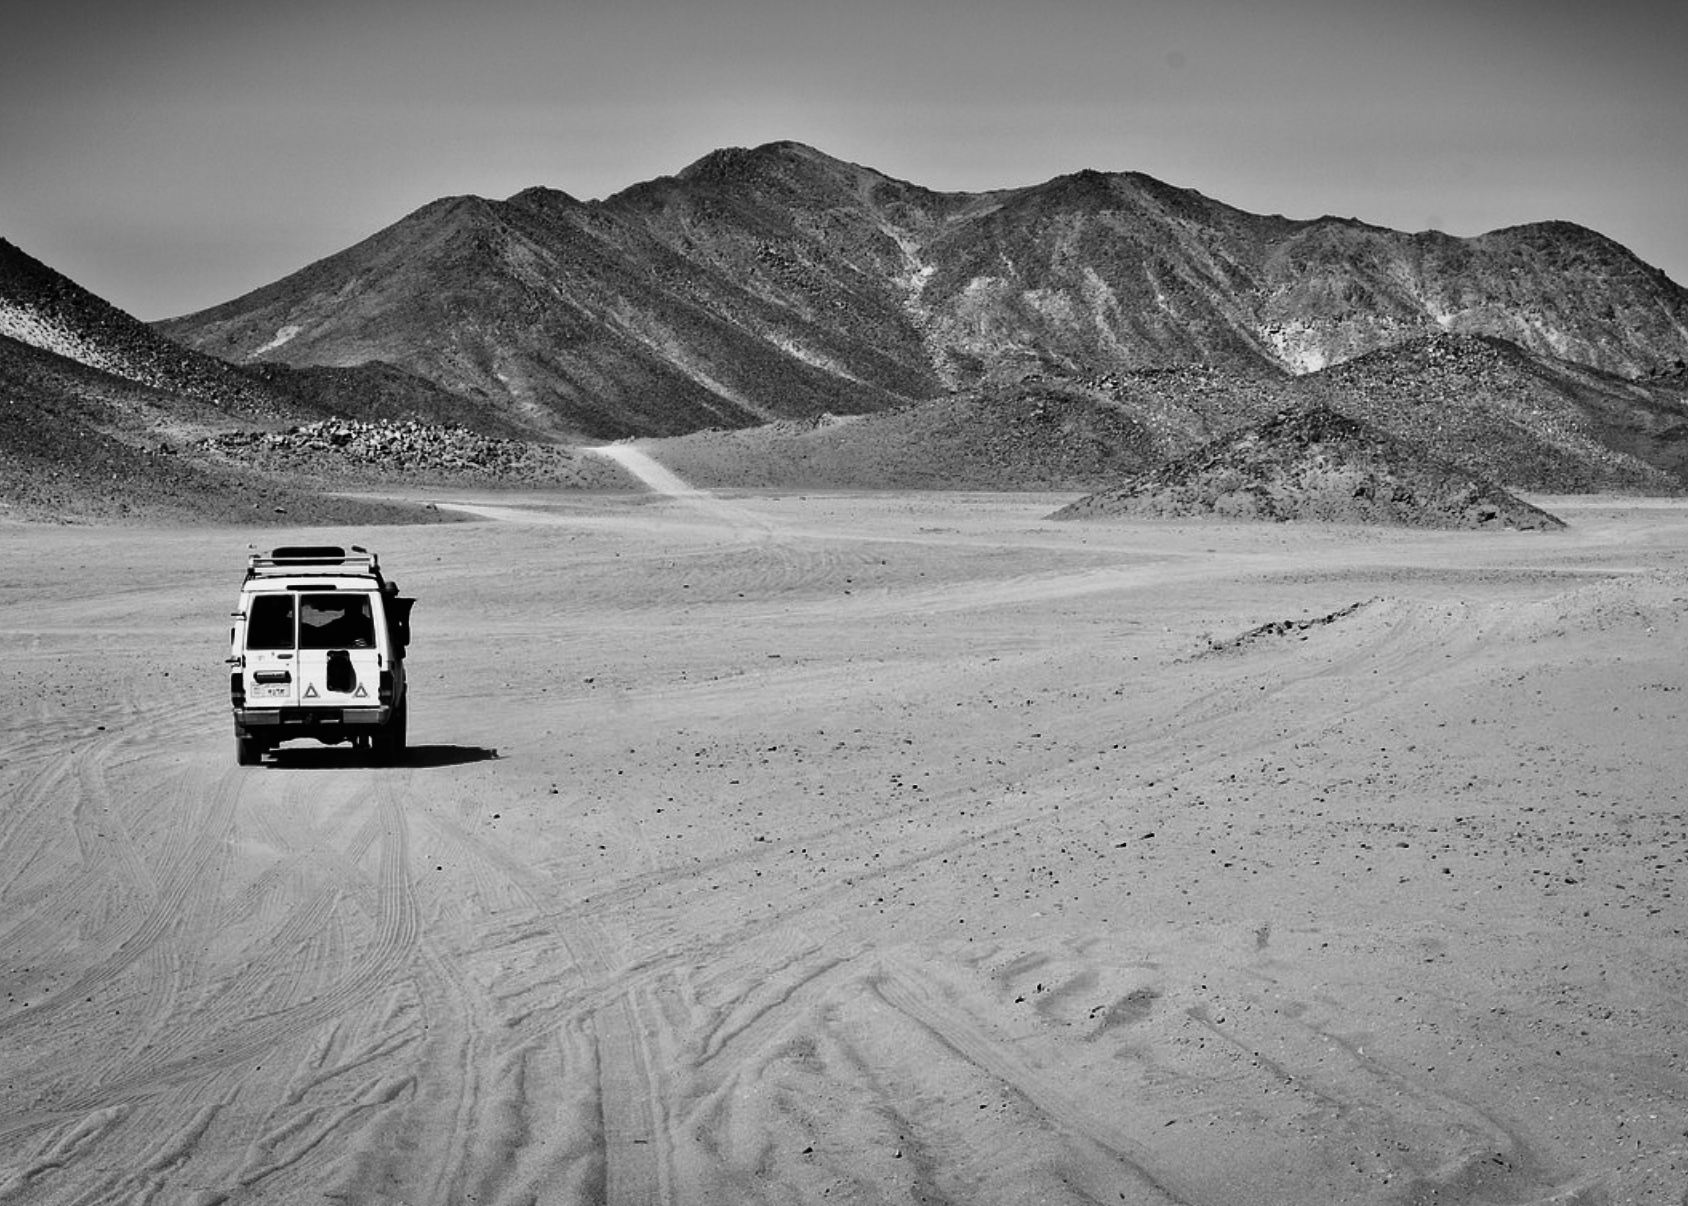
[2,469,1686,1204]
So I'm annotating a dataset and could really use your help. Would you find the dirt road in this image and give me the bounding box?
[2,487,1686,1204]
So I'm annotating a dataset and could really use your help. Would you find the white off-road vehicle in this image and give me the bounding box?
[228,545,413,766]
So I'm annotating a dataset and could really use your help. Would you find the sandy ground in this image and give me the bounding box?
[2,476,1687,1205]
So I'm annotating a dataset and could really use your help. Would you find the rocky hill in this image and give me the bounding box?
[0,238,296,423]
[1295,335,1681,492]
[156,142,1688,441]
[0,239,518,435]
[0,240,542,522]
[640,335,1680,496]
[0,334,441,524]
[645,378,1161,490]
[1050,405,1567,530]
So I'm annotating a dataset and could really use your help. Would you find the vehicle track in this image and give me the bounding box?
[3,496,1681,1203]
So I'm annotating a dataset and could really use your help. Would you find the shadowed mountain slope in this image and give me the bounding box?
[0,242,471,522]
[0,334,435,524]
[155,142,1688,441]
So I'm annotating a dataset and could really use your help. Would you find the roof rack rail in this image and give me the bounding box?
[245,544,384,582]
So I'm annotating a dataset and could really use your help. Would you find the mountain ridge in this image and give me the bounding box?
[153,142,1688,440]
[6,143,1688,521]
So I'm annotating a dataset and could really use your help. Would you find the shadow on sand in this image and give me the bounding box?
[264,743,499,770]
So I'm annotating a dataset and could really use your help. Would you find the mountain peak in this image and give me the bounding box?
[145,141,1688,439]
[675,141,834,183]
[506,185,583,211]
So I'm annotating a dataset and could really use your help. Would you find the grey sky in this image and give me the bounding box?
[5,0,1683,319]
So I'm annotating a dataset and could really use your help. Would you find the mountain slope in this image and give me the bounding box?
[0,241,466,522]
[646,377,1161,490]
[0,334,434,524]
[0,238,294,422]
[155,142,1688,441]
[640,342,1681,497]
[1051,405,1566,529]
[1295,335,1679,493]
[159,181,935,438]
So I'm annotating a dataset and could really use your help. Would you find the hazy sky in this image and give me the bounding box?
[5,0,1684,319]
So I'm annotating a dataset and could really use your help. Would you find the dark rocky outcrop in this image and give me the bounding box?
[1051,405,1566,530]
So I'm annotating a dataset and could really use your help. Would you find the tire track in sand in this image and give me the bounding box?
[870,949,1200,1205]
[44,769,424,1120]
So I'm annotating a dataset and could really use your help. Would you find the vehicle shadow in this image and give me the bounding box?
[405,744,501,768]
[265,744,499,770]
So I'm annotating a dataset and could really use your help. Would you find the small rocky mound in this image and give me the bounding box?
[646,381,1159,490]
[199,418,628,488]
[1296,334,1680,494]
[1050,405,1565,530]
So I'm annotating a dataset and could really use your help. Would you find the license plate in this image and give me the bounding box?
[251,683,290,699]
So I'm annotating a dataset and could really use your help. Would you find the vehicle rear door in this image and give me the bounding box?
[295,591,382,709]
[242,591,300,708]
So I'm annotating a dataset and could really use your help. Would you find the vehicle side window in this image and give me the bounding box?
[246,594,296,650]
[299,595,375,649]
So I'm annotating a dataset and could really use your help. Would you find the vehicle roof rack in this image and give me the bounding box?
[245,544,385,583]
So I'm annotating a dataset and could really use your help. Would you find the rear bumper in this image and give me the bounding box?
[235,705,391,732]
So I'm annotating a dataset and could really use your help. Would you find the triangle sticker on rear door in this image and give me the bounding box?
[354,684,368,698]
[304,685,319,698]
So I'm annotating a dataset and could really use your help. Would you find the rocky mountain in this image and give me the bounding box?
[1294,335,1683,492]
[0,331,440,524]
[0,241,465,523]
[156,142,1688,441]
[8,141,1688,521]
[0,239,520,437]
[1050,405,1566,530]
[0,238,296,423]
[638,337,1679,496]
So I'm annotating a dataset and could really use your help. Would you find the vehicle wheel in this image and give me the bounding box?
[376,703,407,766]
[236,732,263,766]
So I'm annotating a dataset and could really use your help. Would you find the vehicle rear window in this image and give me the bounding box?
[299,594,375,649]
[246,594,296,650]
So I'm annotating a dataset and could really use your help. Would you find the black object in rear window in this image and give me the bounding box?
[299,594,375,649]
[246,594,296,650]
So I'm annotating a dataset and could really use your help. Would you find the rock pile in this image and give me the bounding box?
[200,418,597,483]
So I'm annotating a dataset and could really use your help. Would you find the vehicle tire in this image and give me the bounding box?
[236,732,262,766]
[376,703,407,766]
